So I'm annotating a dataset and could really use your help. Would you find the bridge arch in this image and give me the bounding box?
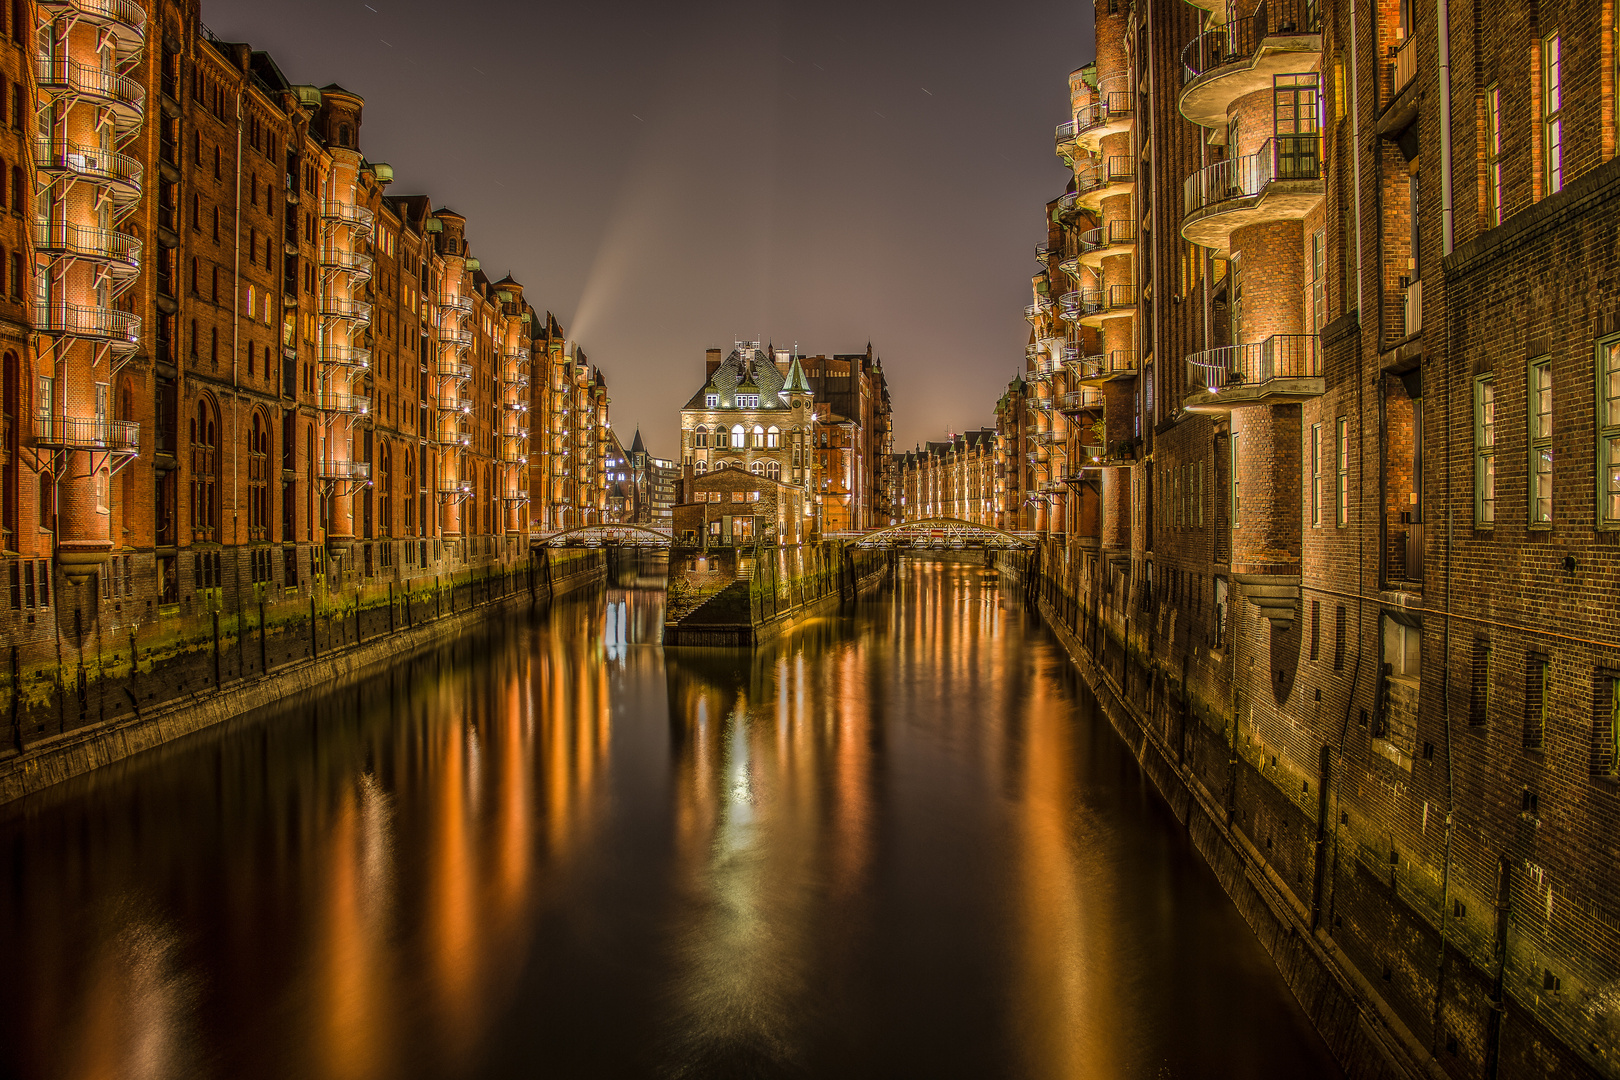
[852,518,1035,550]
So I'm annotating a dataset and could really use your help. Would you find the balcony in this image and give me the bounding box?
[35,57,144,132]
[322,247,372,279]
[318,391,370,415]
[435,358,472,380]
[35,303,140,353]
[1178,0,1322,128]
[320,345,371,369]
[498,443,527,463]
[1183,332,1322,411]
[1054,191,1080,219]
[1035,242,1055,263]
[33,413,139,452]
[505,345,531,362]
[1074,155,1137,209]
[1057,290,1084,323]
[1181,136,1324,253]
[1066,76,1135,153]
[319,296,372,325]
[1403,277,1423,337]
[1057,255,1081,279]
[33,221,141,279]
[1078,220,1138,268]
[316,459,371,481]
[1390,33,1417,98]
[438,324,474,349]
[437,398,473,416]
[38,0,145,56]
[320,201,375,234]
[441,294,475,317]
[1026,396,1054,413]
[1059,387,1105,413]
[1072,349,1139,383]
[1024,297,1055,322]
[34,140,142,204]
[1077,284,1136,328]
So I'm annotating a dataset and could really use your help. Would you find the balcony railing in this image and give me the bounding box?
[1035,242,1054,262]
[1060,388,1104,412]
[34,140,142,196]
[33,413,139,452]
[1183,136,1321,220]
[438,324,475,349]
[1075,155,1136,197]
[33,221,141,274]
[322,248,372,276]
[39,0,145,49]
[505,345,531,362]
[1024,297,1055,320]
[436,358,472,380]
[34,302,140,349]
[35,58,145,123]
[316,459,371,481]
[318,391,370,415]
[1058,290,1083,321]
[319,345,371,369]
[1181,0,1322,84]
[1073,350,1138,379]
[1403,277,1423,337]
[319,296,372,324]
[1185,333,1319,392]
[1390,32,1416,96]
[320,201,375,232]
[441,294,475,317]
[1079,220,1138,255]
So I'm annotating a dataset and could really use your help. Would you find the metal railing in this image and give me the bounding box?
[318,392,370,415]
[1058,290,1082,320]
[438,324,475,348]
[1035,242,1054,262]
[320,297,372,323]
[320,345,371,368]
[1024,298,1055,320]
[441,294,475,317]
[33,221,141,271]
[316,459,371,480]
[34,140,142,194]
[1075,155,1136,196]
[1060,388,1105,411]
[322,248,371,275]
[39,0,146,44]
[1074,350,1137,378]
[436,358,472,380]
[1185,333,1320,392]
[33,413,139,451]
[1079,219,1138,254]
[35,58,145,120]
[1181,0,1321,83]
[320,201,375,231]
[1391,33,1416,95]
[1183,136,1321,220]
[34,302,140,346]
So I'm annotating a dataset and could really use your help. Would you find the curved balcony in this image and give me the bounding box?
[319,296,372,326]
[33,413,139,452]
[1183,332,1322,412]
[436,398,474,416]
[1057,290,1084,323]
[1182,136,1324,253]
[441,294,475,317]
[435,358,472,380]
[34,140,142,206]
[319,344,371,369]
[318,392,371,416]
[316,459,371,481]
[1073,349,1140,384]
[1024,297,1055,323]
[438,324,475,349]
[1035,242,1056,264]
[322,247,372,279]
[1070,77,1135,150]
[1074,155,1137,210]
[505,345,530,362]
[500,400,529,413]
[1179,2,1322,128]
[1059,387,1105,413]
[1078,220,1138,268]
[35,303,140,354]
[1026,396,1054,413]
[320,201,375,234]
[34,58,145,132]
[38,0,145,58]
[1057,255,1081,280]
[432,428,472,448]
[33,221,142,280]
[498,443,528,464]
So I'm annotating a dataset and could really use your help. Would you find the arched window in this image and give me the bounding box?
[749,461,763,475]
[338,124,350,147]
[694,460,707,476]
[766,426,780,448]
[731,424,745,448]
[1,351,15,541]
[767,461,781,481]
[245,410,268,541]
[712,460,726,471]
[694,425,708,448]
[714,426,728,448]
[751,425,764,448]
[378,441,393,537]
[403,447,416,533]
[191,397,219,540]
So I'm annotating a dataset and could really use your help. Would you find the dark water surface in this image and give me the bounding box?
[0,560,1342,1080]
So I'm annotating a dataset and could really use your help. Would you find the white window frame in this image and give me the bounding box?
[1475,376,1496,526]
[1598,337,1620,527]
[1530,357,1553,524]
[1542,33,1564,195]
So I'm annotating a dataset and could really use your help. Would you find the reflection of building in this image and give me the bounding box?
[627,429,676,525]
[672,467,808,548]
[893,430,998,525]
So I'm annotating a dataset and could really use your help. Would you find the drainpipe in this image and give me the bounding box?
[1436,0,1454,256]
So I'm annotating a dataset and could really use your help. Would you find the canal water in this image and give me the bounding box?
[0,559,1342,1080]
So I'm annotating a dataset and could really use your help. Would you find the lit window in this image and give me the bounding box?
[1336,417,1349,526]
[1600,339,1620,527]
[1310,423,1322,527]
[1485,84,1504,227]
[1529,358,1552,523]
[705,393,718,408]
[1475,377,1495,525]
[1541,34,1563,195]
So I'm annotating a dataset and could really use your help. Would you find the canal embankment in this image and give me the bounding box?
[998,551,1444,1080]
[663,543,891,647]
[0,548,606,805]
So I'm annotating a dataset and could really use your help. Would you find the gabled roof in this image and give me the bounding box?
[680,343,794,411]
[630,428,647,454]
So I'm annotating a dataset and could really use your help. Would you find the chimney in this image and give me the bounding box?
[706,348,722,377]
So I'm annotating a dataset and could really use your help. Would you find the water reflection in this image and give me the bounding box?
[0,561,1340,1080]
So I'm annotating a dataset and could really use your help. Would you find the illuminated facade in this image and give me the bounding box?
[893,429,997,525]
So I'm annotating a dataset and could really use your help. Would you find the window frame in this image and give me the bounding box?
[1529,356,1553,525]
[1475,375,1496,526]
[1597,336,1620,529]
[1335,416,1349,526]
[1542,33,1564,195]
[1485,83,1504,227]
[1310,422,1322,527]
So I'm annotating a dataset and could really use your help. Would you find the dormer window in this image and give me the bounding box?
[705,393,719,408]
[737,393,759,408]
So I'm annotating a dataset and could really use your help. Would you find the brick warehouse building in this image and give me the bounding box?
[892,429,999,525]
[1000,0,1620,1076]
[2,0,617,740]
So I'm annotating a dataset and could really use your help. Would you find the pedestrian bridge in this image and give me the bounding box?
[533,524,673,548]
[847,519,1036,550]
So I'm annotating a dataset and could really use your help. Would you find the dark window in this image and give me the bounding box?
[1333,605,1346,671]
[1525,655,1549,749]
[1469,640,1492,725]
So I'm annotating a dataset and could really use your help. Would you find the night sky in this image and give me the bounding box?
[207,0,1095,457]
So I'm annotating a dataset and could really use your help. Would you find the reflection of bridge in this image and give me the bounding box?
[534,524,673,548]
[848,519,1036,550]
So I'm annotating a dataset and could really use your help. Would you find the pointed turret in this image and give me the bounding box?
[630,428,647,455]
[783,353,811,394]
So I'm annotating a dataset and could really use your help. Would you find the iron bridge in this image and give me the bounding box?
[850,519,1036,550]
[533,524,674,548]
